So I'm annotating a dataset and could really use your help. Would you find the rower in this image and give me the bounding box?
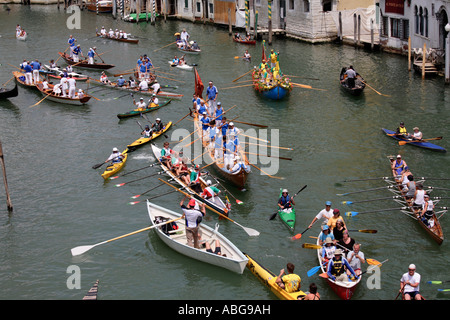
[321,237,336,265]
[392,154,407,178]
[141,125,152,138]
[189,165,203,193]
[100,26,106,35]
[215,102,223,121]
[172,55,179,65]
[68,35,76,58]
[72,45,83,63]
[67,75,77,99]
[150,80,160,94]
[30,59,41,85]
[412,127,423,141]
[77,89,85,99]
[148,94,159,108]
[152,118,164,133]
[326,249,358,282]
[105,147,124,164]
[133,97,147,111]
[100,71,110,84]
[108,28,114,37]
[117,75,126,87]
[395,121,408,137]
[278,189,295,211]
[420,194,435,227]
[275,263,301,293]
[200,112,211,137]
[201,180,221,202]
[87,47,96,65]
[138,79,149,91]
[60,75,68,97]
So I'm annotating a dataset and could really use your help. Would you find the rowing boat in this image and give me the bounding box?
[12,71,38,89]
[251,70,292,100]
[117,99,172,119]
[244,253,306,300]
[167,61,193,71]
[176,43,201,54]
[146,201,248,274]
[151,144,231,216]
[277,188,296,232]
[339,68,365,96]
[0,83,18,100]
[233,37,256,45]
[36,83,91,105]
[89,78,183,100]
[382,128,446,153]
[316,234,361,300]
[193,113,251,188]
[96,32,139,44]
[127,122,172,151]
[48,74,89,82]
[58,52,115,70]
[16,31,27,41]
[102,149,128,180]
[86,1,113,13]
[387,156,444,245]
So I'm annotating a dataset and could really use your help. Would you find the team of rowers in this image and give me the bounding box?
[98,26,129,39]
[254,49,289,86]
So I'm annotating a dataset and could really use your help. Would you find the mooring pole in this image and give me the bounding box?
[0,140,13,212]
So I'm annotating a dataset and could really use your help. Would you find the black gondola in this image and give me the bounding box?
[0,83,18,100]
[339,67,365,96]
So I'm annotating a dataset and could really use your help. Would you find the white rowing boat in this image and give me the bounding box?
[151,144,231,216]
[146,201,248,274]
[167,61,193,71]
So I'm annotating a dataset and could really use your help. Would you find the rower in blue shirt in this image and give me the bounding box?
[117,76,126,87]
[200,112,210,133]
[219,117,229,137]
[72,45,83,63]
[87,47,96,65]
[215,102,223,121]
[68,35,76,57]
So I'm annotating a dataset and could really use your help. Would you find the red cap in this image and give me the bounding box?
[188,199,196,206]
[333,209,340,214]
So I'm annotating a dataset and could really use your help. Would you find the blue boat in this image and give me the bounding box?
[382,128,446,152]
[252,71,292,100]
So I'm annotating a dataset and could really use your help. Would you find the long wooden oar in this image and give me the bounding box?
[399,137,443,145]
[2,76,15,87]
[345,206,408,217]
[109,163,159,180]
[153,41,176,52]
[359,78,391,97]
[342,177,391,182]
[245,151,292,161]
[55,46,70,63]
[29,93,51,108]
[269,185,307,220]
[71,217,183,256]
[232,120,268,128]
[240,133,269,143]
[242,141,294,151]
[115,171,164,187]
[158,178,260,236]
[336,185,395,196]
[173,110,192,126]
[232,69,253,82]
[341,195,403,205]
[250,163,284,180]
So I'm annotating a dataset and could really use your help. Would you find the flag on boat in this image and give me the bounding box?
[194,67,204,99]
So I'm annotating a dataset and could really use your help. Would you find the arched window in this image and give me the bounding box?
[419,7,423,35]
[303,0,310,13]
[424,8,428,37]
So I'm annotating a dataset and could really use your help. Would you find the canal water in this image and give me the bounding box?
[1,5,449,300]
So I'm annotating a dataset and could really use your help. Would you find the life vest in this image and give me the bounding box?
[279,195,292,208]
[330,258,345,276]
[398,126,407,134]
[394,160,405,175]
[282,274,301,293]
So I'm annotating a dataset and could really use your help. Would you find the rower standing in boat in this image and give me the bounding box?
[180,196,205,249]
[180,29,190,47]
[67,75,77,99]
[341,66,357,88]
[206,81,218,113]
[215,102,223,121]
[270,49,279,69]
[308,201,333,229]
[400,264,422,300]
[30,59,41,84]
[275,263,301,293]
[68,35,76,58]
[21,61,33,85]
[87,47,96,65]
[60,75,68,97]
[72,45,83,63]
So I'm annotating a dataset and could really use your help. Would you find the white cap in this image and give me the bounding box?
[282,189,288,193]
[408,264,416,270]
[206,180,212,186]
[229,122,234,126]
[112,147,119,152]
[397,154,402,158]
[156,118,160,121]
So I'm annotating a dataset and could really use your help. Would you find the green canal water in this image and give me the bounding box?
[1,5,449,301]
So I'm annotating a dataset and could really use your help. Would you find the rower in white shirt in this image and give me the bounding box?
[138,79,149,91]
[67,75,76,99]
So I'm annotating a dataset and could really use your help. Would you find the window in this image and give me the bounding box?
[391,18,401,38]
[303,0,309,13]
[185,0,188,8]
[419,7,423,35]
[424,8,428,37]
[289,0,294,10]
[209,2,213,14]
[414,6,419,34]
[322,0,332,12]
[381,16,389,37]
[196,2,201,13]
[390,18,409,40]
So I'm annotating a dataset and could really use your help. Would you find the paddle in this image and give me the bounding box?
[92,150,127,169]
[71,217,183,256]
[242,141,293,151]
[342,177,391,182]
[232,120,268,128]
[347,229,378,234]
[109,163,158,179]
[129,189,181,205]
[269,185,307,220]
[345,206,408,217]
[245,151,292,161]
[336,185,395,196]
[140,114,169,139]
[437,289,450,292]
[428,280,450,285]
[250,163,284,180]
[115,171,164,187]
[158,178,260,237]
[315,259,389,279]
[398,137,443,145]
[358,78,391,97]
[153,41,176,52]
[232,69,253,82]
[341,196,402,205]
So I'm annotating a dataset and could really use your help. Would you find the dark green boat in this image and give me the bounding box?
[277,188,296,232]
[117,99,172,119]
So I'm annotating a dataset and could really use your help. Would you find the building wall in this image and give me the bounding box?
[337,0,374,11]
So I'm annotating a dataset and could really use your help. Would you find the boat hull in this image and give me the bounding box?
[127,122,172,151]
[96,33,139,44]
[36,83,91,105]
[251,72,292,100]
[245,253,306,300]
[167,61,193,71]
[277,189,296,232]
[382,128,446,152]
[147,201,248,274]
[0,83,18,99]
[58,52,115,70]
[233,37,256,45]
[12,71,38,89]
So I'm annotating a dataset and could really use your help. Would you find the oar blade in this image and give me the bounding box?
[341,200,353,205]
[438,289,450,292]
[92,162,104,169]
[236,199,244,205]
[345,211,358,217]
[302,243,321,249]
[71,244,97,256]
[366,258,381,266]
[307,266,322,277]
[291,233,302,240]
[243,226,260,237]
[428,281,443,284]
[358,229,377,234]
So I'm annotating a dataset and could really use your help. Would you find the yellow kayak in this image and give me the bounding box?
[101,149,128,180]
[127,122,172,151]
[245,253,306,300]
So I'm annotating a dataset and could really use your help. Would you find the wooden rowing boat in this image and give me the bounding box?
[233,36,256,45]
[387,156,444,245]
[58,52,115,70]
[36,83,91,105]
[176,43,201,54]
[382,128,446,153]
[0,83,18,100]
[127,122,172,151]
[192,113,251,189]
[12,71,38,89]
[89,78,183,100]
[151,144,231,216]
[316,234,361,300]
[339,69,365,96]
[48,74,89,82]
[146,201,248,274]
[251,70,292,100]
[117,99,172,119]
[96,32,139,44]
[86,1,113,13]
[277,188,296,232]
[245,253,306,300]
[102,149,128,180]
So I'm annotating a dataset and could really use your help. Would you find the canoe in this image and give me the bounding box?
[244,253,306,300]
[127,122,172,151]
[12,71,38,89]
[151,144,231,217]
[101,149,128,180]
[193,113,251,189]
[387,156,444,245]
[233,37,256,45]
[251,70,292,100]
[277,188,296,232]
[339,70,365,96]
[177,44,201,54]
[167,61,193,71]
[89,78,183,100]
[316,234,361,300]
[96,32,139,44]
[117,99,172,119]
[382,128,446,153]
[58,52,115,70]
[146,201,248,274]
[0,83,18,100]
[36,83,91,105]
[16,31,27,41]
